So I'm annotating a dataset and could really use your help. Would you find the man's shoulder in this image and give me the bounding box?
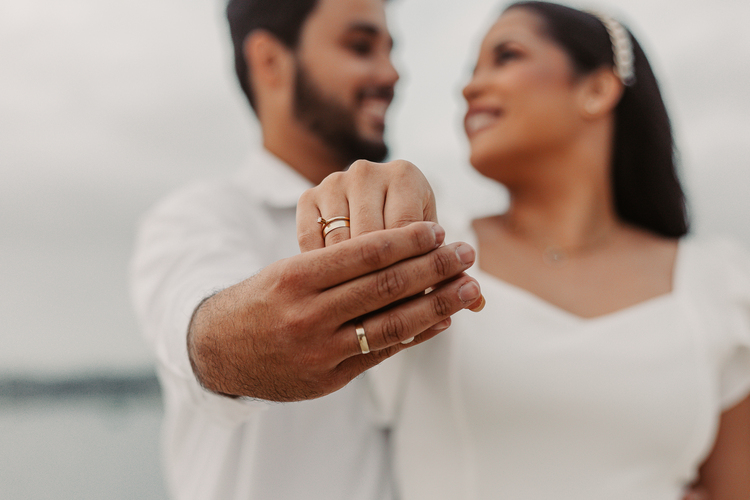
[162,174,244,210]
[147,149,308,222]
[145,171,264,225]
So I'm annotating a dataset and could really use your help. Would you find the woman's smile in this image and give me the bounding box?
[464,106,504,139]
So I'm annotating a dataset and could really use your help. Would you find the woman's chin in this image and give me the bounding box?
[469,149,503,176]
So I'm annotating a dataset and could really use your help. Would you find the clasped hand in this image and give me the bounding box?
[188,160,482,402]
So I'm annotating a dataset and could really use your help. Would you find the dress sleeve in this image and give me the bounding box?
[718,239,750,410]
[130,182,270,424]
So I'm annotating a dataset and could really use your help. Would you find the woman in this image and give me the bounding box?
[299,2,750,498]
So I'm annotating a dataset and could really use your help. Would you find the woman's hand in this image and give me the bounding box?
[682,487,709,500]
[297,159,438,251]
[297,158,484,315]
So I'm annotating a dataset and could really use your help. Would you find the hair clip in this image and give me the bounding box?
[588,11,636,86]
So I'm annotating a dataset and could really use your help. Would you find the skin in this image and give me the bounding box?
[189,222,481,401]
[300,6,748,497]
[249,0,399,184]
[463,8,677,319]
[187,0,482,402]
[469,9,749,496]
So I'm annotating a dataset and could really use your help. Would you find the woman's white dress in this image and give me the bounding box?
[388,225,750,500]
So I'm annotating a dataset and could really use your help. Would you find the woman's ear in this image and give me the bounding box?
[578,67,624,119]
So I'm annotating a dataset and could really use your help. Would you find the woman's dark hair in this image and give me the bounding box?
[505,1,689,237]
[226,0,320,113]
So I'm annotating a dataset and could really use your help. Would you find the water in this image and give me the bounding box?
[0,374,168,499]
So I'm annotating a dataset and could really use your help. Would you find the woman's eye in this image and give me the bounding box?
[495,49,519,65]
[349,41,373,56]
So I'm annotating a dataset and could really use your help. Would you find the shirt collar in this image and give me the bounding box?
[237,147,316,208]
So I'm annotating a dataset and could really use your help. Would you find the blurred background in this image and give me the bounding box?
[1,0,748,497]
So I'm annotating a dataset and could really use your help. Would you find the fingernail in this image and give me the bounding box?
[456,244,475,265]
[401,336,415,344]
[458,281,481,303]
[469,295,486,312]
[432,224,445,248]
[430,318,451,331]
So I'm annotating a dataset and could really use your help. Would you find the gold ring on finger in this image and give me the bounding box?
[354,321,370,355]
[317,215,350,226]
[322,218,350,238]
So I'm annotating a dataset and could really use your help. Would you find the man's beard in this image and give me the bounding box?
[293,62,389,166]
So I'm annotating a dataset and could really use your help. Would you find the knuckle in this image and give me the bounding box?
[431,292,455,318]
[360,238,393,268]
[409,223,435,252]
[326,170,346,184]
[391,215,421,229]
[431,247,456,277]
[348,159,372,175]
[375,266,408,300]
[389,158,415,171]
[297,189,314,205]
[395,160,417,176]
[380,311,410,345]
[280,305,313,336]
[275,259,301,287]
[319,171,345,191]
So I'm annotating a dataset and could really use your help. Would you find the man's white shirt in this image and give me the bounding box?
[130,148,397,500]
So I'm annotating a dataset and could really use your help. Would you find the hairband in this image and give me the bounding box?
[588,11,636,86]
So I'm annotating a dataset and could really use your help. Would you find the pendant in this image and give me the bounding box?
[543,245,568,267]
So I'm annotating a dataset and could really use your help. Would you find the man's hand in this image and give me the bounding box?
[187,222,482,402]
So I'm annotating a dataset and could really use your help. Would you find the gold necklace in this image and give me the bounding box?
[500,217,616,268]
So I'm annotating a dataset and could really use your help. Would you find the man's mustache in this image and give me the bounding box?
[358,86,394,104]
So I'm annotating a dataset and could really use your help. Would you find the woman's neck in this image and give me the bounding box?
[498,158,620,260]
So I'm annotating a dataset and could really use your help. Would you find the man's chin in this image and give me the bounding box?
[344,139,388,164]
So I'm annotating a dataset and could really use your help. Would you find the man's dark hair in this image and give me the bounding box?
[506,1,689,238]
[226,0,320,113]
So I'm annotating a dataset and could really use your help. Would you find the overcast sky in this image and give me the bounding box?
[1,0,748,374]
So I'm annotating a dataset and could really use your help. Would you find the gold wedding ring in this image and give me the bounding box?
[355,321,370,355]
[317,216,350,238]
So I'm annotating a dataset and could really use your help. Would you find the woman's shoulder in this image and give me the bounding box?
[679,236,750,290]
[681,236,750,410]
[676,236,750,337]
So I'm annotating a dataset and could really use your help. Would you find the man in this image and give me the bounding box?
[130,0,482,498]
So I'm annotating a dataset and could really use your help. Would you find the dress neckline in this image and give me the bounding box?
[469,228,686,324]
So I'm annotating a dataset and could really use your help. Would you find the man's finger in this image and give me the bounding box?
[299,222,447,289]
[334,273,481,357]
[333,314,456,380]
[318,240,475,322]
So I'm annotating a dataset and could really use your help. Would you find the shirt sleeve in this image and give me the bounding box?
[718,239,750,410]
[129,181,273,424]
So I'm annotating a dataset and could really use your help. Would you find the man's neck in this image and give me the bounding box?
[263,129,347,186]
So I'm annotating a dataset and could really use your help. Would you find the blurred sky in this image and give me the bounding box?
[1,0,749,375]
